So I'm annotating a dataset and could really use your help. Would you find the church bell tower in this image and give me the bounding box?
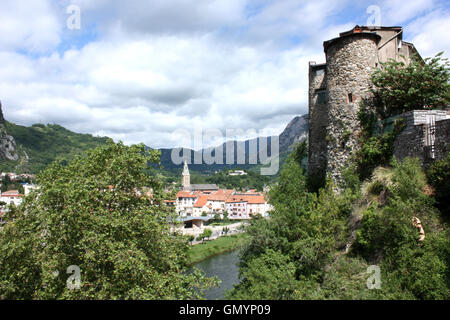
[182,161,190,190]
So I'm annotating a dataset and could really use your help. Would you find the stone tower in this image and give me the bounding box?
[182,160,190,190]
[308,26,420,189]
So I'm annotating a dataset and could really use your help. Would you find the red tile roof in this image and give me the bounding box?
[226,196,247,203]
[1,190,23,197]
[194,195,208,208]
[226,194,265,204]
[207,189,234,201]
[176,191,198,198]
[245,194,265,204]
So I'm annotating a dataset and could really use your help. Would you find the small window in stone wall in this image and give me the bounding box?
[347,93,356,103]
[316,69,324,76]
[317,90,326,104]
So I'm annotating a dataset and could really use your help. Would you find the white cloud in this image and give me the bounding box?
[0,0,62,52]
[407,8,450,58]
[380,0,435,25]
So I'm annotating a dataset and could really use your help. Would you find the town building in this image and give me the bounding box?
[23,183,38,195]
[0,190,24,206]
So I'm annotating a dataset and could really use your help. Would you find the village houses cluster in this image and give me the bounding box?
[173,162,272,220]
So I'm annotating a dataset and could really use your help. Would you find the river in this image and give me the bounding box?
[192,249,241,300]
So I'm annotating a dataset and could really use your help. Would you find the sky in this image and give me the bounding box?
[0,0,449,149]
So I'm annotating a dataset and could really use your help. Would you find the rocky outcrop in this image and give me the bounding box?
[0,101,19,161]
[279,114,308,152]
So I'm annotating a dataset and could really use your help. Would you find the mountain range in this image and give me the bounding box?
[157,114,308,173]
[0,101,308,174]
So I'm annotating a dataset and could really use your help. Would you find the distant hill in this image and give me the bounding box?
[1,120,111,173]
[0,99,308,175]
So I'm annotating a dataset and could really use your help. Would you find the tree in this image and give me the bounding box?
[202,228,213,242]
[187,235,195,245]
[222,210,229,222]
[371,52,450,117]
[0,141,215,299]
[427,152,450,218]
[227,249,298,300]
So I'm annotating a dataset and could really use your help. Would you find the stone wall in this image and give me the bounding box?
[307,63,328,180]
[393,123,426,164]
[434,119,450,161]
[393,110,450,165]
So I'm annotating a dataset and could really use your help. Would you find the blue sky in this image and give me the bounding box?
[0,0,449,148]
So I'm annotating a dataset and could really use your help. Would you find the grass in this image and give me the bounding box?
[187,233,249,266]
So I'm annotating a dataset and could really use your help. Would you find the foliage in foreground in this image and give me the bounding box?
[0,141,215,299]
[227,143,450,300]
[227,144,354,299]
[427,153,450,218]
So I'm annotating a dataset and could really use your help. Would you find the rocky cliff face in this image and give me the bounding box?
[279,114,308,152]
[0,101,19,161]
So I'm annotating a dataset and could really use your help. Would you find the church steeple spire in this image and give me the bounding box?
[182,161,190,190]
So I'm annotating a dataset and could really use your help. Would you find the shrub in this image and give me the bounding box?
[427,152,450,217]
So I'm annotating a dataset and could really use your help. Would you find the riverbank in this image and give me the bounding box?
[187,233,248,266]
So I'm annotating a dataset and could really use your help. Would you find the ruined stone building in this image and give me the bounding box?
[308,25,427,187]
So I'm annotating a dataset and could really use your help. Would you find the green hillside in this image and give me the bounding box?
[1,121,111,173]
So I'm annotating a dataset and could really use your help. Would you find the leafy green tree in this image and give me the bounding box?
[427,152,450,217]
[371,52,450,117]
[0,141,215,299]
[202,229,213,242]
[187,235,195,245]
[227,249,298,300]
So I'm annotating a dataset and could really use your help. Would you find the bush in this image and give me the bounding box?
[427,152,450,217]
